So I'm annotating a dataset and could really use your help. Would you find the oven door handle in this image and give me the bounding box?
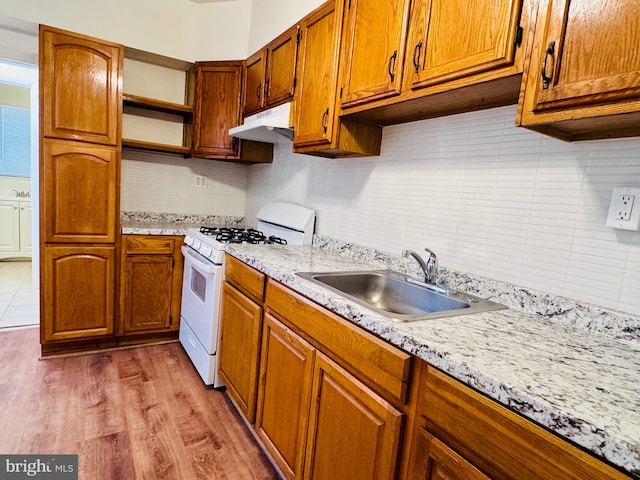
[181,245,221,274]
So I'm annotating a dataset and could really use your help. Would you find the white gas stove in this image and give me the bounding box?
[179,202,316,386]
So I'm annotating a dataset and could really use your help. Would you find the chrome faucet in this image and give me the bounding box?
[12,189,30,198]
[402,248,438,284]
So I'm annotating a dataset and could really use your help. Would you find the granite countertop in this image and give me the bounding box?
[0,195,30,202]
[225,242,640,478]
[120,212,244,235]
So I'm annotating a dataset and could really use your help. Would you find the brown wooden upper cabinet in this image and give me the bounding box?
[517,0,640,141]
[293,0,382,157]
[242,26,299,117]
[40,26,122,146]
[405,0,522,91]
[337,0,527,126]
[293,2,341,148]
[243,51,266,116]
[193,61,273,163]
[340,0,410,108]
[192,61,243,158]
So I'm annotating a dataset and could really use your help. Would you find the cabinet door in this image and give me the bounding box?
[218,281,263,423]
[40,26,122,146]
[42,139,117,244]
[293,1,340,147]
[407,0,522,90]
[304,353,403,480]
[42,245,115,342]
[19,203,32,252]
[121,255,174,333]
[265,27,299,108]
[408,428,490,480]
[340,0,409,108]
[256,314,315,479]
[192,62,242,159]
[243,51,266,116]
[531,0,640,112]
[0,201,19,252]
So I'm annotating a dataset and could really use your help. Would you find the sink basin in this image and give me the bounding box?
[296,270,507,322]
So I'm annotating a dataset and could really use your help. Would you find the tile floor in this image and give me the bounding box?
[0,260,39,329]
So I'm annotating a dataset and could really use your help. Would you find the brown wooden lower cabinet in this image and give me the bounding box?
[304,352,404,480]
[119,235,183,335]
[256,314,315,479]
[405,365,633,480]
[41,245,116,342]
[41,235,184,353]
[218,281,264,423]
[407,428,490,480]
[224,258,633,480]
[255,313,403,480]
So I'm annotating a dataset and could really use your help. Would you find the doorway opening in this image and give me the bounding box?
[0,58,39,329]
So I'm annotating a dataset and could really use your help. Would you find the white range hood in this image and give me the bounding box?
[229,102,294,144]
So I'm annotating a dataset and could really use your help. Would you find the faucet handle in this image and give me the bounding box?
[423,247,438,282]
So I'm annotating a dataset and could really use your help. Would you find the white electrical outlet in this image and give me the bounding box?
[606,187,640,230]
[194,175,207,188]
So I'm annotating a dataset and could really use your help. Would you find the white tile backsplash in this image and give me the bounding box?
[245,105,640,316]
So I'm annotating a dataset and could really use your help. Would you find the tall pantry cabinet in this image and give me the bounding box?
[39,26,123,346]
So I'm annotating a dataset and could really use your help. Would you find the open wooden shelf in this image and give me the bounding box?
[122,138,191,156]
[123,93,193,116]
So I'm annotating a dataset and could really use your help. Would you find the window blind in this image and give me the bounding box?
[0,105,30,177]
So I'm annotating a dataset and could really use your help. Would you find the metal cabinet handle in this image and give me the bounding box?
[413,40,423,73]
[541,41,556,90]
[264,79,270,99]
[256,83,262,101]
[388,50,398,82]
[321,108,329,134]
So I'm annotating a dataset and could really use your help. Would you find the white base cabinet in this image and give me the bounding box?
[0,200,32,259]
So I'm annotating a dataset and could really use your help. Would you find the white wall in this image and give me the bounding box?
[194,1,252,60]
[247,0,324,53]
[0,0,251,61]
[0,176,29,192]
[246,105,640,317]
[121,150,247,216]
[0,15,37,64]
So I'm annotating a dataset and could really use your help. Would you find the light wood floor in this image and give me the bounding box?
[0,327,279,480]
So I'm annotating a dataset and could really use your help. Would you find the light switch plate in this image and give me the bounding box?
[606,186,640,230]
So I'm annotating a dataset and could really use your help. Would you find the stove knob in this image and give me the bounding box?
[193,240,202,250]
[202,246,213,258]
[185,236,194,246]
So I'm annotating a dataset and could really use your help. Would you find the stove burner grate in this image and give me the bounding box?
[199,226,287,245]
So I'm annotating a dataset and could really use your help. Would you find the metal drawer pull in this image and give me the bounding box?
[388,50,398,82]
[321,108,329,134]
[413,40,423,73]
[541,41,556,90]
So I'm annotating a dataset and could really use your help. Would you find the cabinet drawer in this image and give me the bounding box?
[421,366,631,480]
[124,235,176,255]
[265,278,411,405]
[225,255,265,303]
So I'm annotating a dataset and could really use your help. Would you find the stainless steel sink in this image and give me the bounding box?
[296,270,507,322]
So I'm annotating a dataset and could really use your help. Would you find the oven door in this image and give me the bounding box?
[180,245,223,353]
